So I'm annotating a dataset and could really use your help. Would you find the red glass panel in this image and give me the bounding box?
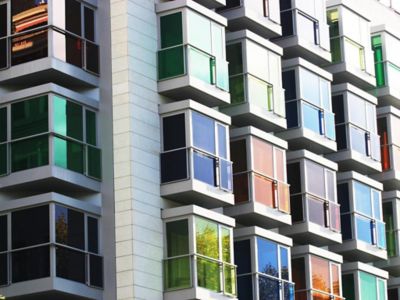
[278,182,290,213]
[381,130,390,171]
[252,137,273,177]
[274,147,285,182]
[233,173,249,204]
[254,174,274,207]
[311,255,330,293]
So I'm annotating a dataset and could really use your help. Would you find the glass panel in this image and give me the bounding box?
[160,12,182,48]
[193,151,216,186]
[0,107,6,142]
[226,43,243,75]
[259,276,280,299]
[284,282,295,300]
[254,174,274,207]
[359,271,378,300]
[220,159,233,191]
[303,103,321,134]
[308,197,325,227]
[257,238,278,277]
[86,110,97,146]
[378,279,386,300]
[12,246,50,283]
[216,58,229,91]
[275,148,285,182]
[350,126,367,155]
[229,75,245,104]
[0,215,6,252]
[283,70,296,100]
[54,137,84,174]
[377,221,386,249]
[55,205,85,250]
[158,46,185,80]
[166,219,189,257]
[89,254,103,288]
[224,264,236,295]
[0,38,6,69]
[312,291,330,299]
[281,10,294,37]
[373,190,382,220]
[305,160,325,198]
[87,216,98,254]
[371,133,381,161]
[11,0,48,33]
[291,195,304,222]
[326,170,335,202]
[344,38,365,71]
[164,257,191,290]
[11,96,48,139]
[311,255,330,293]
[238,275,253,299]
[188,47,213,84]
[383,202,397,257]
[160,149,187,183]
[234,240,251,274]
[292,257,306,290]
[53,96,83,141]
[300,68,320,106]
[231,139,247,173]
[356,215,373,244]
[56,246,85,283]
[341,214,352,240]
[325,111,336,140]
[332,264,340,296]
[0,144,6,175]
[354,181,372,217]
[217,124,227,159]
[197,257,220,292]
[387,63,400,89]
[11,28,48,66]
[330,202,341,232]
[278,182,290,214]
[287,162,301,194]
[233,173,249,203]
[187,10,211,54]
[252,137,273,177]
[342,274,355,300]
[12,205,49,249]
[86,41,99,74]
[11,135,49,172]
[195,217,218,259]
[280,246,289,280]
[388,288,398,299]
[0,253,7,286]
[192,111,215,154]
[87,146,101,179]
[221,227,231,263]
[286,101,298,128]
[297,13,317,45]
[84,7,95,42]
[65,33,83,68]
[66,0,81,36]
[247,75,272,110]
[348,93,367,129]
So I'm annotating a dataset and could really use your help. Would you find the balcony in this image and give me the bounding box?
[291,245,344,300]
[234,227,294,300]
[280,150,342,246]
[0,193,103,300]
[216,0,282,38]
[277,58,336,154]
[224,127,291,228]
[162,205,237,300]
[327,83,381,174]
[156,0,230,106]
[272,0,331,64]
[374,191,400,276]
[0,85,101,194]
[220,30,286,132]
[325,4,375,89]
[159,100,234,208]
[330,172,387,262]
[341,262,389,300]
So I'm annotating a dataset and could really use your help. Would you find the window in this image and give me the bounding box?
[372,35,385,87]
[164,216,236,295]
[235,239,253,299]
[359,272,387,300]
[0,3,7,69]
[158,9,229,91]
[383,202,396,257]
[0,95,101,180]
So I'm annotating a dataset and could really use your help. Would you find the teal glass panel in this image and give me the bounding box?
[86,110,97,146]
[211,23,223,59]
[378,279,386,300]
[187,10,211,54]
[164,257,191,290]
[356,215,373,244]
[387,63,400,89]
[359,271,378,300]
[229,75,245,104]
[160,12,183,49]
[158,46,185,80]
[166,219,189,257]
[216,58,229,91]
[342,274,355,300]
[11,135,49,172]
[226,43,243,75]
[0,143,6,175]
[354,181,372,216]
[11,96,48,139]
[325,111,336,140]
[0,107,6,142]
[188,47,213,84]
[54,137,84,174]
[302,103,321,134]
[197,257,220,292]
[376,221,386,249]
[87,146,101,179]
[53,96,83,141]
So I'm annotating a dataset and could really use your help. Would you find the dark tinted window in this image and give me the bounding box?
[55,205,85,250]
[337,183,350,213]
[281,10,294,36]
[280,0,292,10]
[163,114,186,151]
[12,205,49,249]
[161,149,188,183]
[0,107,6,142]
[292,257,306,290]
[238,275,253,299]
[259,276,280,299]
[160,12,183,48]
[341,214,352,240]
[89,254,103,287]
[226,43,243,75]
[12,246,50,282]
[56,246,85,283]
[86,110,97,145]
[166,219,189,257]
[11,0,48,34]
[216,0,241,11]
[0,253,7,285]
[290,195,303,222]
[234,239,251,274]
[287,162,301,193]
[282,70,296,100]
[231,139,247,173]
[0,4,6,37]
[388,289,398,299]
[11,135,49,172]
[84,6,95,41]
[286,101,298,128]
[0,215,6,252]
[66,0,82,36]
[342,274,355,300]
[332,95,345,124]
[88,216,99,253]
[336,124,347,150]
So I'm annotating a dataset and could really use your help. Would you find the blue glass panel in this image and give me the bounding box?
[341,214,352,240]
[220,159,233,191]
[192,111,215,154]
[377,221,386,249]
[217,124,227,159]
[257,238,278,277]
[372,190,381,220]
[356,215,373,244]
[284,282,295,300]
[234,240,251,274]
[302,103,321,134]
[325,111,336,140]
[286,101,298,128]
[350,126,367,156]
[280,247,289,280]
[300,68,319,106]
[237,275,253,299]
[193,151,216,186]
[259,276,280,299]
[354,181,372,217]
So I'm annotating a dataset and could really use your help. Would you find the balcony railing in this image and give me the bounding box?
[381,143,400,172]
[233,171,290,214]
[158,44,229,92]
[164,254,237,297]
[291,193,341,232]
[375,60,400,89]
[0,26,99,75]
[295,288,344,300]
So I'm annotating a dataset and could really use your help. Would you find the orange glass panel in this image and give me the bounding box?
[254,174,274,207]
[233,173,249,203]
[252,137,273,177]
[295,291,308,300]
[278,182,290,213]
[331,264,340,296]
[311,255,330,293]
[380,134,390,171]
[312,291,330,300]
[274,147,285,181]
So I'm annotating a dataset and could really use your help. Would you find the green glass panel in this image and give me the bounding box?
[86,110,97,145]
[195,217,218,259]
[216,58,229,91]
[372,36,385,87]
[247,75,272,110]
[331,37,342,63]
[164,257,191,290]
[166,219,189,257]
[197,257,220,292]
[327,9,339,37]
[226,43,243,75]
[224,264,236,295]
[229,75,245,104]
[372,35,382,46]
[158,46,185,80]
[360,271,378,300]
[383,202,397,257]
[53,96,83,141]
[342,274,355,300]
[378,279,386,300]
[87,146,101,180]
[160,12,183,49]
[221,227,231,263]
[0,143,6,175]
[11,96,48,139]
[11,135,49,172]
[0,107,6,142]
[54,137,84,174]
[189,47,213,84]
